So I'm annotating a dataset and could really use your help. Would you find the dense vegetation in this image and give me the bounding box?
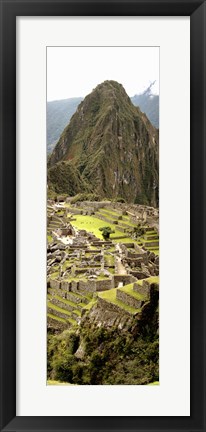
[48,80,159,207]
[47,316,159,385]
[47,161,89,195]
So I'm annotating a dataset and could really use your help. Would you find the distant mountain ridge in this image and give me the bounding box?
[47,84,159,154]
[131,82,159,130]
[48,80,159,207]
[47,97,83,153]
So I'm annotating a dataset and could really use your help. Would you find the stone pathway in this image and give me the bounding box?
[116,256,127,275]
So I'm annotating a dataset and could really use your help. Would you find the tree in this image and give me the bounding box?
[131,223,146,239]
[99,226,115,240]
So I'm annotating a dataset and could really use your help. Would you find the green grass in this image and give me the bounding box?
[72,309,81,316]
[97,210,119,220]
[148,249,159,256]
[47,380,74,385]
[136,276,159,286]
[105,254,115,266]
[148,381,159,385]
[143,239,159,244]
[49,271,59,280]
[98,288,140,315]
[107,246,116,253]
[70,215,132,243]
[99,208,122,217]
[47,302,72,317]
[47,313,67,323]
[47,235,53,243]
[67,317,78,325]
[83,297,97,311]
[55,294,87,308]
[119,283,146,301]
[55,295,82,308]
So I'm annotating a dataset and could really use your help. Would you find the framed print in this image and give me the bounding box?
[0,0,205,431]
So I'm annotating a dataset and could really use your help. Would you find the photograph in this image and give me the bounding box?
[47,46,159,386]
[1,0,205,428]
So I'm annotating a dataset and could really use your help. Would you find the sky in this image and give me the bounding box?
[47,46,159,102]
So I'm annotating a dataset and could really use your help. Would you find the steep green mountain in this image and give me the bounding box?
[47,97,83,153]
[49,80,159,206]
[47,85,159,154]
[47,161,90,195]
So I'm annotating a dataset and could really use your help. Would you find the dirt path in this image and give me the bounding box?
[116,257,127,275]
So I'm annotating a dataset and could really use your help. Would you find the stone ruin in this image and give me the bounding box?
[47,200,159,332]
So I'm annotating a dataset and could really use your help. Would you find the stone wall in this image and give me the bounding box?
[50,279,61,290]
[133,282,150,297]
[47,307,69,321]
[130,271,149,279]
[78,280,96,292]
[97,296,132,316]
[50,297,78,312]
[116,289,142,309]
[47,316,68,332]
[69,208,83,215]
[61,280,71,291]
[121,242,135,249]
[144,241,159,247]
[78,278,112,292]
[93,213,117,225]
[66,292,83,304]
[112,274,137,288]
[91,240,113,247]
[76,201,111,209]
[95,279,112,291]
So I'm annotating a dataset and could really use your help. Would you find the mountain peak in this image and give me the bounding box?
[48,81,159,206]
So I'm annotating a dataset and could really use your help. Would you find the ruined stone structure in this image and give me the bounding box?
[47,200,159,332]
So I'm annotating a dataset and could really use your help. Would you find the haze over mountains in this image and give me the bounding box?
[48,80,159,207]
[47,82,159,154]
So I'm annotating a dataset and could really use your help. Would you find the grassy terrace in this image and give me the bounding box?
[47,303,77,326]
[47,312,76,326]
[118,283,146,301]
[99,208,122,216]
[69,213,159,255]
[70,214,134,243]
[98,288,140,315]
[48,290,96,321]
[97,209,139,228]
[55,295,87,309]
[47,301,73,317]
[47,313,67,323]
[97,210,120,219]
[136,276,159,286]
[83,297,97,311]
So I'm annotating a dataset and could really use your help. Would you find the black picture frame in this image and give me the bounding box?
[0,0,205,431]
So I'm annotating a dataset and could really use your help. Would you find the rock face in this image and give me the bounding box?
[49,80,159,207]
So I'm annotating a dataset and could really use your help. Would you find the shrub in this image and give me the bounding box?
[99,226,115,240]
